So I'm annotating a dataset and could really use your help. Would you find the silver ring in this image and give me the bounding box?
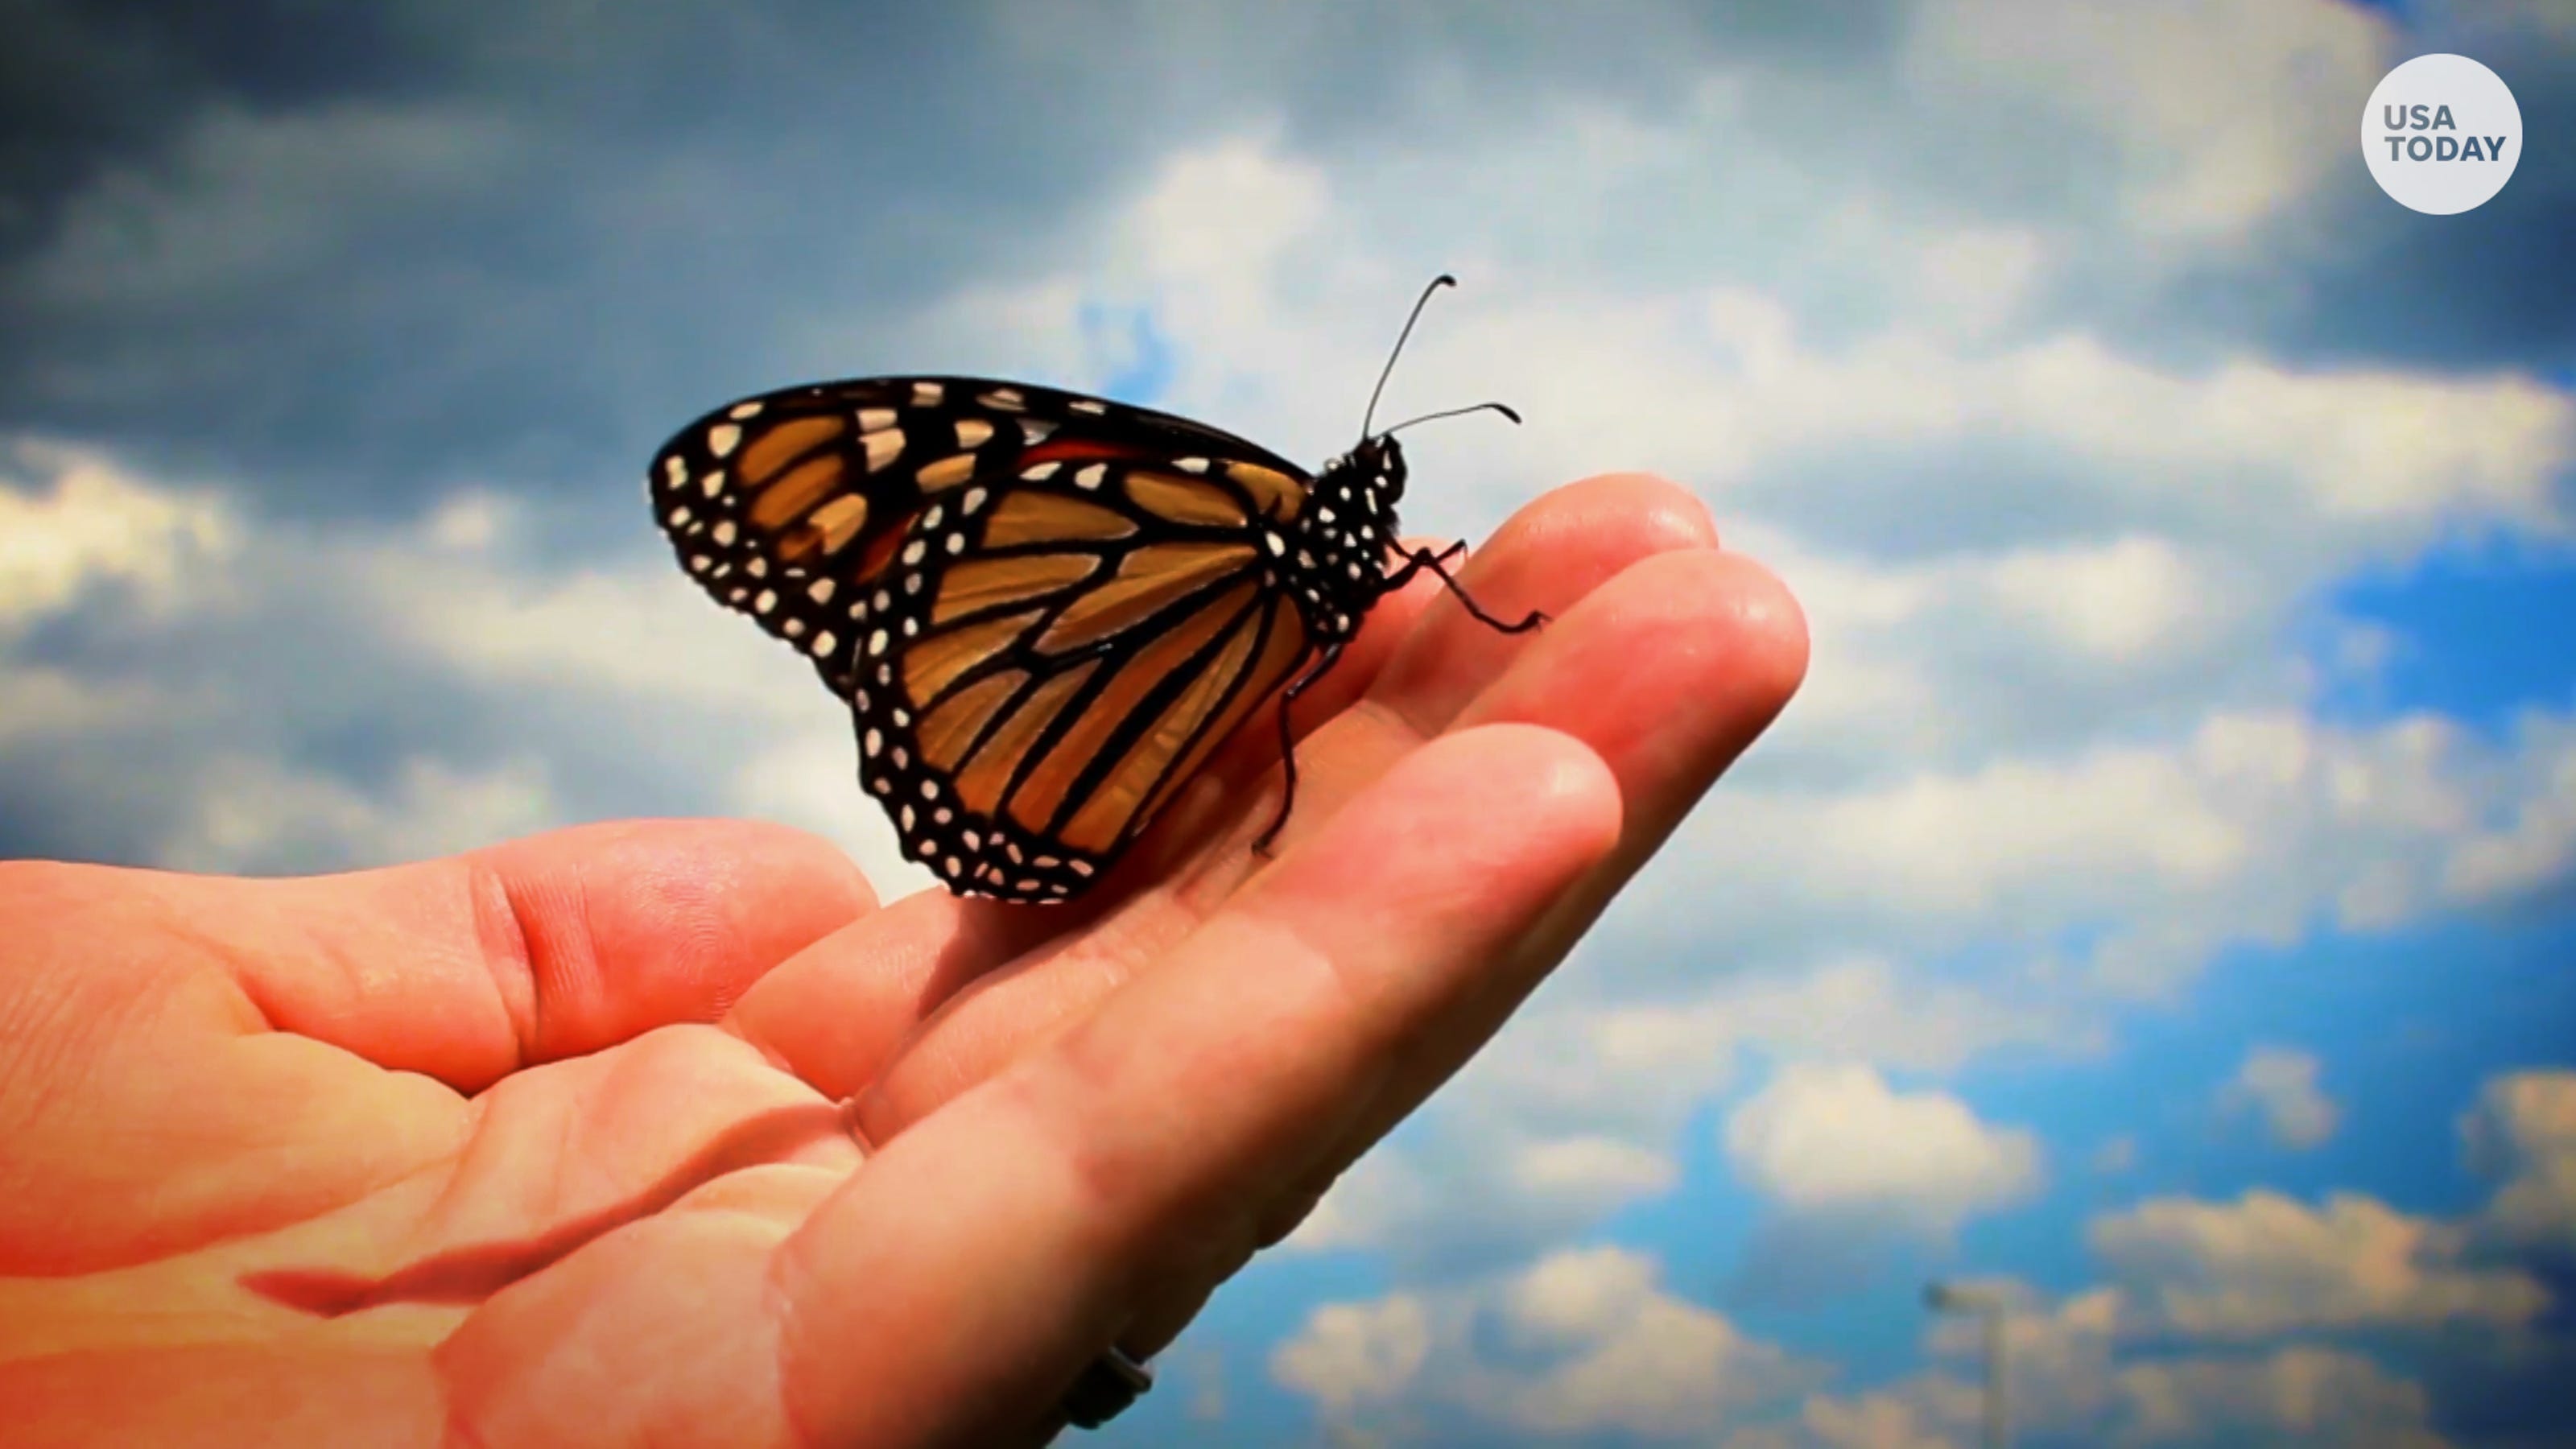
[1060,1346,1154,1430]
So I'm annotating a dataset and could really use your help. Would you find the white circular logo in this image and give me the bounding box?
[2363,54,2522,215]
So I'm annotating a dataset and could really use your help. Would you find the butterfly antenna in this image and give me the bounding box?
[1378,401,1522,437]
[1360,273,1458,440]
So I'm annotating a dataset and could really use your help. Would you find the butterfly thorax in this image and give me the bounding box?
[1278,436,1408,644]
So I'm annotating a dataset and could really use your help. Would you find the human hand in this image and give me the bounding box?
[0,473,1805,1447]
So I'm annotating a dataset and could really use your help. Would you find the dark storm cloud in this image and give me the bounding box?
[0,0,1917,533]
[2147,10,2576,378]
[0,0,440,242]
[0,1,1190,523]
[5,0,2558,544]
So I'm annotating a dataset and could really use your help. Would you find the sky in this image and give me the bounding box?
[4,0,2574,1444]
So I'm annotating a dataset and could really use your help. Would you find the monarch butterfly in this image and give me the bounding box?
[648,275,1540,902]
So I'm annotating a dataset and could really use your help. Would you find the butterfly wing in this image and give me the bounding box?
[649,377,1318,899]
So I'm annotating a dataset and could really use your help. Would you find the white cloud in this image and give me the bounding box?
[1661,704,2576,1001]
[0,656,188,754]
[1509,1136,1680,1203]
[1286,960,2075,1261]
[1269,1293,1433,1416]
[727,726,934,899]
[2223,1046,2341,1150]
[1724,1063,2042,1236]
[1272,1247,1823,1441]
[2439,720,2576,907]
[1467,953,2076,1149]
[1501,1249,1814,1437]
[1905,0,2388,243]
[2089,1189,2549,1336]
[367,530,817,717]
[155,754,557,877]
[2462,1068,2576,1259]
[1904,223,2051,343]
[0,438,234,628]
[1797,1381,1981,1449]
[1790,1283,2454,1448]
[1982,535,2236,665]
[0,440,924,887]
[2107,1347,2451,1449]
[1580,954,2081,1080]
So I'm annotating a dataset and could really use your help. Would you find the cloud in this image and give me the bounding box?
[0,2,1224,512]
[153,754,556,876]
[2222,1046,2342,1151]
[2439,737,2576,908]
[0,437,233,625]
[1269,1293,1434,1417]
[1662,704,2576,1001]
[1570,953,2082,1080]
[1481,1271,2465,1447]
[2461,1068,2576,1261]
[1786,1282,2457,1448]
[1724,1063,2043,1236]
[1284,961,2075,1266]
[2165,0,2576,376]
[0,438,931,890]
[1794,1381,1983,1449]
[2089,1189,2549,1337]
[2105,1347,2452,1449]
[1281,947,2077,1267]
[1508,1135,1681,1203]
[1905,0,2385,245]
[1827,1075,2576,1444]
[1270,1246,1824,1440]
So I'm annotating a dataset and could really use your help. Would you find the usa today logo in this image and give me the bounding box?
[2363,54,2522,215]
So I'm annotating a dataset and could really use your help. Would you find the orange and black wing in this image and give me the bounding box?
[648,376,1317,900]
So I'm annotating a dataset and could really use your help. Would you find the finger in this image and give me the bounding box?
[149,819,876,1092]
[1261,547,1809,1227]
[1358,471,1721,740]
[770,724,1622,1447]
[834,474,1713,1136]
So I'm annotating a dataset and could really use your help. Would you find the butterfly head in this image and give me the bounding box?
[1345,432,1409,505]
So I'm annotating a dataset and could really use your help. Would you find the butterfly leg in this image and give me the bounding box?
[1386,543,1550,634]
[1253,644,1344,859]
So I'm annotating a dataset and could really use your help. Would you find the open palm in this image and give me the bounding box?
[0,473,1805,1447]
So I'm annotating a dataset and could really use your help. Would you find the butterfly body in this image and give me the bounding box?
[1278,436,1410,645]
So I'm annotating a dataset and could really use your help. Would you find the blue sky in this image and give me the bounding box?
[4,1,2574,1444]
